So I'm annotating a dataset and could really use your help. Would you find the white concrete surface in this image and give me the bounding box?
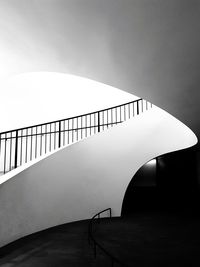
[0,106,197,247]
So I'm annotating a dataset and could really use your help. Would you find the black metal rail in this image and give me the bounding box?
[0,98,152,174]
[88,208,129,267]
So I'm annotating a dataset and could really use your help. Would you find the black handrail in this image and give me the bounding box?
[88,208,129,267]
[0,98,152,174]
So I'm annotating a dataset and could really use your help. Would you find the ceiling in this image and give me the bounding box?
[0,0,200,140]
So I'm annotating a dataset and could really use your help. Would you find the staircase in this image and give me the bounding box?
[0,98,197,249]
[0,98,151,175]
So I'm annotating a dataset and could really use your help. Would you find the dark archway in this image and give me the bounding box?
[121,145,198,216]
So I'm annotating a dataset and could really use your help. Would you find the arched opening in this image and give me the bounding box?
[121,158,158,216]
[121,145,198,217]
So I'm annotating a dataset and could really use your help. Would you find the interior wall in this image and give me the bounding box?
[1,0,200,192]
[1,0,200,137]
[0,107,196,247]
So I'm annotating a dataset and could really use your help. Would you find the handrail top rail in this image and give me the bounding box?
[90,208,111,221]
[88,208,129,267]
[0,98,142,136]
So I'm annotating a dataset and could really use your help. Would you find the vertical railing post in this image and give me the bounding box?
[58,121,61,148]
[14,130,18,169]
[3,134,7,174]
[137,100,139,115]
[98,112,100,133]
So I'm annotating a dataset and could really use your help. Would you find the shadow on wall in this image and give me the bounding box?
[121,145,199,216]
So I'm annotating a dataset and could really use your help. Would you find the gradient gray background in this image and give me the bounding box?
[0,0,200,138]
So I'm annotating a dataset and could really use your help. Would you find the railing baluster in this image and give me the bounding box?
[45,125,47,153]
[111,108,113,127]
[35,127,38,159]
[14,130,18,169]
[102,111,104,130]
[98,112,100,132]
[30,128,33,161]
[58,121,61,148]
[25,129,28,163]
[0,98,150,175]
[4,134,7,173]
[9,132,12,171]
[40,125,42,156]
[20,130,23,166]
[137,100,139,115]
[89,208,127,267]
[107,110,109,128]
[54,123,56,149]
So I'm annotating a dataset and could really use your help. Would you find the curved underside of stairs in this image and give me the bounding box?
[0,105,197,247]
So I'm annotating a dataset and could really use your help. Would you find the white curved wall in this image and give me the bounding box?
[0,1,200,135]
[0,72,136,132]
[0,106,197,247]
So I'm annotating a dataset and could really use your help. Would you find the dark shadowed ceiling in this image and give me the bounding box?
[0,0,200,139]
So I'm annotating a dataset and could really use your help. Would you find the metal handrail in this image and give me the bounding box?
[0,99,143,135]
[0,98,152,174]
[88,208,129,267]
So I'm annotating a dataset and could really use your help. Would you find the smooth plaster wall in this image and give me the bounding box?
[0,107,197,247]
[0,0,200,137]
[0,73,136,132]
[1,0,200,181]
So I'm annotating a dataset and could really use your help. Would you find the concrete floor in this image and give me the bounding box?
[0,220,107,267]
[0,212,200,266]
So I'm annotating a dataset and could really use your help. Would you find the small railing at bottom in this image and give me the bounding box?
[88,208,129,267]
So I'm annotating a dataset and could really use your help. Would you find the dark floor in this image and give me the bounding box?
[96,212,200,266]
[0,220,107,267]
[1,212,200,266]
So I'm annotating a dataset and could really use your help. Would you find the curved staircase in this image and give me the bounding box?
[0,98,197,252]
[0,98,149,175]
